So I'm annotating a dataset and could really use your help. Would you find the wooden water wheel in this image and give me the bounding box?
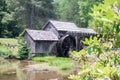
[57,35,76,57]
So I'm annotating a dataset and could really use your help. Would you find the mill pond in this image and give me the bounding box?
[0,57,78,80]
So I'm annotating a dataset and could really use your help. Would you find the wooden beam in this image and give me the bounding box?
[75,36,80,51]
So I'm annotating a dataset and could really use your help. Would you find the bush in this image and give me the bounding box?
[69,36,120,80]
[18,38,30,59]
[17,30,31,60]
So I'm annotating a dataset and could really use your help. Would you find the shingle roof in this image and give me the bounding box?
[26,29,58,41]
[49,20,96,34]
[67,28,96,36]
[49,20,79,31]
[76,28,96,34]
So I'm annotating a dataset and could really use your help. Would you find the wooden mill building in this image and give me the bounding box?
[24,30,58,54]
[24,20,96,56]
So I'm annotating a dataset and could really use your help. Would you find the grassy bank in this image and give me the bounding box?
[0,38,18,58]
[33,56,73,70]
[0,38,17,45]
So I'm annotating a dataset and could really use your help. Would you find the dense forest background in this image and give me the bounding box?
[0,0,103,38]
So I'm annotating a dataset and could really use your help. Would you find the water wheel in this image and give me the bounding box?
[57,35,76,57]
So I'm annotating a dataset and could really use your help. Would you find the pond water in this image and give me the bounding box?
[0,59,74,80]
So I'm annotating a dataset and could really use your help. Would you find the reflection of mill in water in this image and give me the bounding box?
[0,59,68,80]
[16,61,68,80]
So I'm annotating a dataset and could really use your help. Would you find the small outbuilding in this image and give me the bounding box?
[24,29,58,54]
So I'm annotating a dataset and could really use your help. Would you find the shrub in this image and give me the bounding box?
[69,36,120,80]
[17,30,31,60]
[69,63,120,80]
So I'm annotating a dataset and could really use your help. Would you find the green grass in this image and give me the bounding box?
[0,46,8,52]
[32,56,73,70]
[0,38,18,45]
[0,38,18,57]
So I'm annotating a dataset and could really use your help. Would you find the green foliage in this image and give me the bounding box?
[17,32,31,59]
[89,0,120,47]
[54,0,103,27]
[69,63,120,80]
[0,48,12,58]
[0,0,103,38]
[78,0,103,27]
[70,36,120,79]
[114,32,120,47]
[70,51,120,79]
[12,0,55,29]
[0,0,56,38]
[0,0,23,38]
[84,36,106,57]
[54,0,81,27]
[18,38,29,59]
[76,36,103,58]
[72,50,88,65]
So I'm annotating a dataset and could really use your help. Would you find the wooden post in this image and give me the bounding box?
[75,36,79,51]
[79,37,84,50]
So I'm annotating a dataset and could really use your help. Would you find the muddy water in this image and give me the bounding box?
[0,60,71,80]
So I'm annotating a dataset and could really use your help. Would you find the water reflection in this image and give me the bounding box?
[0,59,69,80]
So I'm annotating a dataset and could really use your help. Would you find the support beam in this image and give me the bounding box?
[75,36,80,51]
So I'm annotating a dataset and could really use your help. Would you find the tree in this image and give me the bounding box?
[0,0,23,38]
[54,0,80,27]
[78,0,103,27]
[54,0,103,27]
[89,0,120,47]
[13,0,55,29]
[0,0,55,37]
[0,0,9,37]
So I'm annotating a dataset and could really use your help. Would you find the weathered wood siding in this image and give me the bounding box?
[44,23,59,37]
[24,33,35,53]
[35,41,57,54]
